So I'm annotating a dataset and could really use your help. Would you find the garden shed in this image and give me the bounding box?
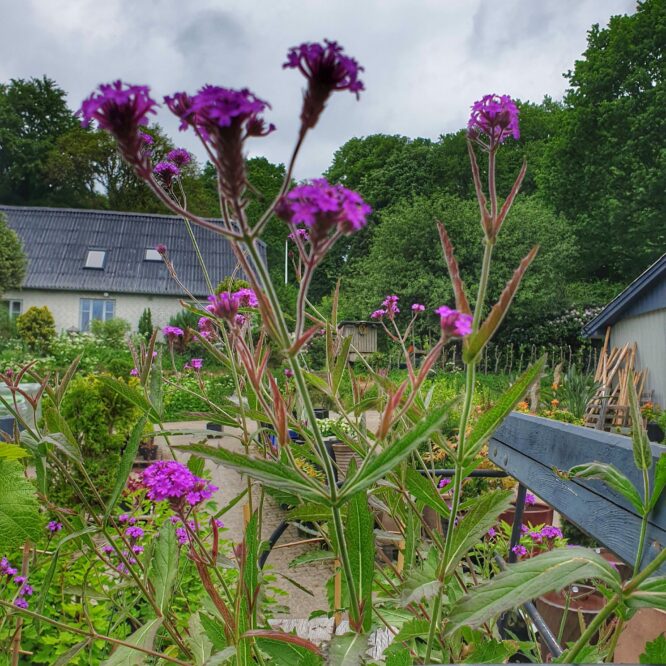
[583,253,666,407]
[338,320,378,360]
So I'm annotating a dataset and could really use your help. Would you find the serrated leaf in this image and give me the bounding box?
[340,400,455,500]
[626,576,666,611]
[385,647,412,666]
[0,460,43,548]
[464,638,518,663]
[0,442,29,460]
[568,462,644,513]
[200,612,227,651]
[105,416,148,520]
[177,443,325,502]
[640,634,666,664]
[188,612,213,665]
[628,371,652,471]
[150,522,178,612]
[392,618,430,643]
[246,630,322,663]
[329,632,368,666]
[405,467,450,518]
[289,550,336,568]
[286,504,331,522]
[465,357,545,461]
[445,547,620,635]
[102,617,163,665]
[445,489,513,577]
[188,454,206,477]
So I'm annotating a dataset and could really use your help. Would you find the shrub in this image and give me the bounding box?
[90,317,130,347]
[163,373,235,420]
[138,307,153,340]
[16,305,56,352]
[215,276,250,294]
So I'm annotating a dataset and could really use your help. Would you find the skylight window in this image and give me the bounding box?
[144,248,162,262]
[85,249,106,269]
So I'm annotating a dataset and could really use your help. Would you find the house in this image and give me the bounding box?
[583,253,666,407]
[338,320,379,361]
[0,205,267,333]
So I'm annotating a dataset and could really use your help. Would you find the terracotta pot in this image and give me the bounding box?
[498,501,554,527]
[613,608,666,663]
[330,441,362,482]
[595,547,631,581]
[536,585,606,659]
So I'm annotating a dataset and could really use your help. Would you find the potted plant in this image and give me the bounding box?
[498,491,555,527]
[317,417,358,481]
[642,402,664,443]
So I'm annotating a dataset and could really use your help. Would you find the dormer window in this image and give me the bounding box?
[144,248,162,262]
[85,249,106,269]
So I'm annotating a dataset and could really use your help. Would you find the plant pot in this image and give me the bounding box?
[594,547,631,581]
[138,440,158,461]
[313,408,329,419]
[206,421,223,433]
[613,608,666,663]
[329,440,361,482]
[536,585,606,659]
[499,501,554,528]
[647,421,665,443]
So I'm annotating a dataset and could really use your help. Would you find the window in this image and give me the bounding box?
[85,249,106,269]
[80,298,115,332]
[3,300,22,318]
[144,248,162,261]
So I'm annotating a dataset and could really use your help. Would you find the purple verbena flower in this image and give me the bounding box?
[125,526,144,540]
[468,94,520,146]
[142,460,218,509]
[13,576,26,585]
[166,148,191,168]
[529,531,543,543]
[130,368,139,376]
[153,161,180,187]
[162,325,184,339]
[438,477,451,489]
[175,527,189,545]
[541,525,563,539]
[284,40,364,129]
[19,584,33,596]
[487,527,497,538]
[520,524,529,534]
[411,303,425,312]
[288,228,310,242]
[47,521,62,532]
[14,597,28,609]
[234,288,258,308]
[435,306,473,338]
[185,358,203,371]
[284,368,294,379]
[102,544,114,555]
[156,243,167,255]
[512,544,528,557]
[1,557,17,577]
[276,179,371,243]
[382,295,400,319]
[207,292,240,323]
[370,309,386,320]
[132,545,144,554]
[525,493,537,506]
[198,316,215,339]
[138,131,154,145]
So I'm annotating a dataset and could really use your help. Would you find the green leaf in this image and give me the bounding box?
[0,460,43,548]
[340,400,455,500]
[649,453,666,511]
[248,632,323,665]
[304,371,330,395]
[332,335,353,395]
[149,522,178,612]
[640,634,666,665]
[188,612,213,665]
[345,488,375,631]
[205,646,236,665]
[385,647,412,666]
[0,442,29,460]
[464,639,518,664]
[626,576,666,611]
[289,550,336,568]
[42,406,80,457]
[53,639,91,665]
[328,632,368,666]
[628,371,652,471]
[392,618,430,643]
[404,467,450,518]
[102,617,163,665]
[200,612,228,651]
[445,547,621,635]
[105,416,148,520]
[97,376,161,423]
[445,489,513,577]
[177,443,326,503]
[401,549,441,606]
[464,357,546,461]
[286,504,331,522]
[188,454,206,477]
[568,462,644,513]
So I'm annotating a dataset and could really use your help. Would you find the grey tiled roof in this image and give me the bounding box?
[1,205,266,297]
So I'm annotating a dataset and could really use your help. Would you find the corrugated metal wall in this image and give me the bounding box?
[611,308,666,407]
[339,324,378,355]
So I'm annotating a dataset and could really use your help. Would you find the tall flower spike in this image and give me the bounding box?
[80,81,158,177]
[468,94,520,148]
[165,86,274,200]
[284,40,364,130]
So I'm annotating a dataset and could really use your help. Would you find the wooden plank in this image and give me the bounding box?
[490,413,666,572]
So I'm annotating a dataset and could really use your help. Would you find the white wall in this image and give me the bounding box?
[2,289,191,334]
[611,308,666,408]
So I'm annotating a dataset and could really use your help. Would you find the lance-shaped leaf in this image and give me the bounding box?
[463,246,539,363]
[245,630,323,660]
[340,401,454,500]
[149,522,178,612]
[649,453,666,511]
[445,547,620,635]
[179,443,326,503]
[188,612,213,666]
[444,489,513,577]
[494,159,527,236]
[329,632,368,666]
[438,221,471,315]
[102,617,163,665]
[0,460,43,549]
[345,487,375,631]
[289,549,337,568]
[331,335,353,395]
[97,376,161,422]
[466,140,492,236]
[464,357,546,462]
[404,467,450,518]
[626,576,666,611]
[289,325,324,356]
[628,370,652,471]
[568,462,644,514]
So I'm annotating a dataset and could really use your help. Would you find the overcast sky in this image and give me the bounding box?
[0,0,636,178]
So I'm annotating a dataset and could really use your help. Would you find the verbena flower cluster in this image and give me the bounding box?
[435,306,473,338]
[162,325,184,340]
[142,460,218,507]
[468,94,520,146]
[276,179,371,244]
[1,556,33,608]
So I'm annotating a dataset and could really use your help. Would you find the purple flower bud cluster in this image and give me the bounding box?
[438,477,451,489]
[468,94,520,147]
[153,161,181,188]
[512,544,528,557]
[284,40,364,129]
[435,306,473,338]
[276,179,371,244]
[288,229,310,242]
[162,325,184,340]
[411,303,425,312]
[142,461,218,508]
[1,557,33,608]
[203,288,258,331]
[370,295,400,321]
[525,493,537,506]
[47,520,63,533]
[184,358,203,371]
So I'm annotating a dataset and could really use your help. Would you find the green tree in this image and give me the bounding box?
[138,308,153,340]
[0,212,26,295]
[16,305,56,352]
[541,0,666,281]
[0,77,77,204]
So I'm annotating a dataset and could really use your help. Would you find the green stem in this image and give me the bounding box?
[635,468,651,576]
